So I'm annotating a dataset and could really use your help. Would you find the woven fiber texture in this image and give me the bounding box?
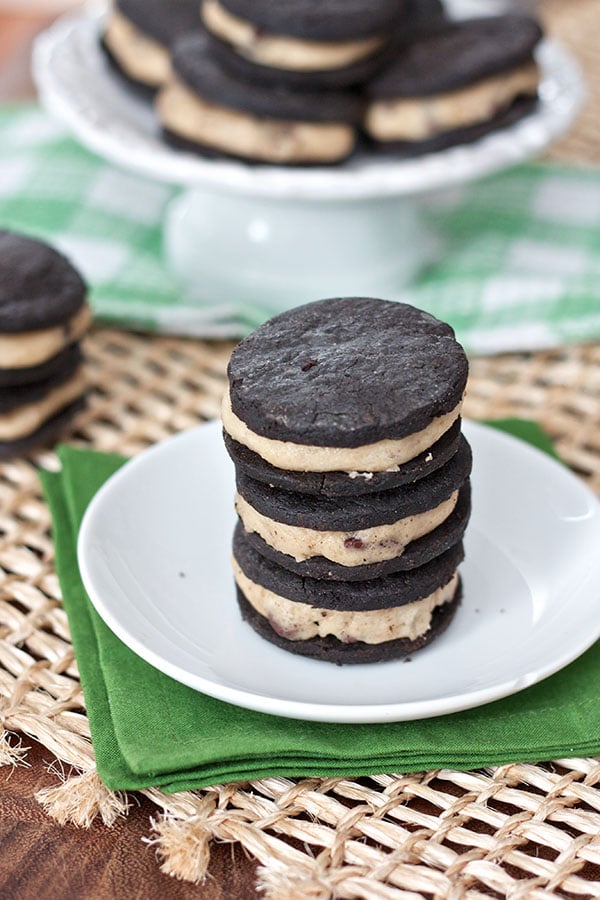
[2,1,600,894]
[1,329,600,898]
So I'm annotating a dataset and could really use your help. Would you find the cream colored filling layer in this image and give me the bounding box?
[234,559,458,644]
[104,10,171,87]
[157,79,354,163]
[0,370,86,441]
[202,0,383,71]
[0,305,91,370]
[222,391,462,473]
[366,62,539,142]
[236,490,459,565]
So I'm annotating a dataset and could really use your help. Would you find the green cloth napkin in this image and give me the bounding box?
[40,421,600,793]
[3,105,600,352]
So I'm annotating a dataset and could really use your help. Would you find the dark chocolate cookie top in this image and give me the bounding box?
[116,0,201,46]
[171,33,364,123]
[367,15,542,98]
[219,0,405,41]
[0,231,87,334]
[227,298,468,447]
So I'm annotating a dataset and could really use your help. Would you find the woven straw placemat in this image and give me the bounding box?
[2,2,600,896]
[2,332,600,898]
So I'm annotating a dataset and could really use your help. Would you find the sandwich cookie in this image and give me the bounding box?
[202,0,404,88]
[235,438,472,576]
[158,33,363,164]
[0,231,90,388]
[233,524,463,663]
[0,344,86,458]
[364,15,542,155]
[102,0,201,93]
[222,297,468,472]
[241,479,471,581]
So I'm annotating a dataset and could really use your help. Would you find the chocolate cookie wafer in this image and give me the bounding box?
[222,298,468,471]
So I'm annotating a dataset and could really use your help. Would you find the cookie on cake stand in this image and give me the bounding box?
[32,4,584,320]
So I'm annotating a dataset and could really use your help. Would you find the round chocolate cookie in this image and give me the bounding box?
[215,0,405,41]
[224,418,463,497]
[236,580,461,665]
[0,231,86,333]
[169,35,364,123]
[366,15,543,99]
[0,343,82,388]
[205,31,394,89]
[241,481,471,580]
[404,0,446,38]
[236,437,471,531]
[117,0,201,47]
[227,298,468,448]
[365,95,539,157]
[234,523,463,611]
[0,344,82,393]
[0,346,81,416]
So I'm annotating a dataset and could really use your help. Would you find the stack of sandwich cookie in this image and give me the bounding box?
[0,231,90,458]
[201,0,407,89]
[364,15,542,155]
[101,0,201,93]
[222,297,472,664]
[158,31,363,165]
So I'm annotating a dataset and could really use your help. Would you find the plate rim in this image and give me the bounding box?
[33,6,586,200]
[77,419,600,723]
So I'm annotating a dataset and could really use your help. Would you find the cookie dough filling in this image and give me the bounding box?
[366,61,539,141]
[222,391,462,472]
[0,305,91,370]
[202,0,384,71]
[158,79,354,162]
[234,559,458,644]
[0,370,87,441]
[103,10,172,87]
[236,490,459,565]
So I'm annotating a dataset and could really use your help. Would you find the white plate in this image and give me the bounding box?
[33,6,585,200]
[78,420,600,723]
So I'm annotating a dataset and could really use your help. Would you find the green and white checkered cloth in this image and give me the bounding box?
[1,104,599,353]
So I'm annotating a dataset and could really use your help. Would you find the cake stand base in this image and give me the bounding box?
[164,187,439,309]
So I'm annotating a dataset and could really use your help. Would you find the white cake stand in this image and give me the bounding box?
[33,5,585,310]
